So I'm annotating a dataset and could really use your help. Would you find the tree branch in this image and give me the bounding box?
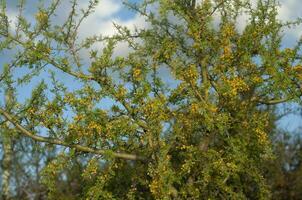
[0,107,144,161]
[257,98,291,105]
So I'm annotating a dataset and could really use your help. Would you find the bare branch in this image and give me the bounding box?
[257,98,291,105]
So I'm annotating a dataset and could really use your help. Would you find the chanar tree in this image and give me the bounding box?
[0,0,302,199]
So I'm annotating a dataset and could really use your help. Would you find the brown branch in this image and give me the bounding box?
[0,107,144,161]
[209,0,226,16]
[43,56,94,80]
[257,98,291,105]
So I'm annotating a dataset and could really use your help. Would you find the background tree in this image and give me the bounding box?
[265,130,302,199]
[0,0,302,199]
[1,75,14,199]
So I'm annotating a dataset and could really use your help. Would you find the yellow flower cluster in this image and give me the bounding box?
[68,120,103,138]
[63,93,75,104]
[184,65,198,81]
[74,114,84,121]
[293,65,302,72]
[68,123,86,138]
[255,128,268,145]
[220,24,235,61]
[190,103,199,114]
[220,49,233,61]
[143,99,167,121]
[79,98,92,107]
[207,104,218,113]
[283,48,294,56]
[133,68,142,80]
[36,42,51,55]
[293,65,302,80]
[222,24,235,37]
[149,179,160,196]
[87,121,102,133]
[64,93,93,108]
[226,162,238,171]
[116,86,127,99]
[251,76,263,84]
[82,159,98,180]
[224,77,249,96]
[180,144,193,150]
[181,162,192,174]
[35,11,48,24]
[152,39,176,61]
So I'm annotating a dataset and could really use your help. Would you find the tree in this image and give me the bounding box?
[1,78,14,200]
[0,0,302,199]
[265,130,302,199]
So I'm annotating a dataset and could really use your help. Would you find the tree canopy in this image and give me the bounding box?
[0,0,302,199]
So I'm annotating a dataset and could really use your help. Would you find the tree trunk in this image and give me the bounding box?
[1,88,13,200]
[2,131,12,200]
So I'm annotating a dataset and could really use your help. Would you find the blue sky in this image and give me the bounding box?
[1,0,302,133]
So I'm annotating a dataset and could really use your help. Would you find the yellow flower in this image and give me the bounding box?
[35,11,48,24]
[252,76,263,84]
[133,68,142,80]
[74,114,84,121]
[255,128,268,145]
[293,65,302,73]
[116,86,127,99]
[224,77,249,96]
[184,64,198,81]
[190,103,199,114]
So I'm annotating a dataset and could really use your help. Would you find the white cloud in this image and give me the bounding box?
[77,0,301,61]
[278,0,302,39]
[5,0,301,59]
[278,0,301,20]
[6,10,18,31]
[74,0,147,61]
[244,0,301,39]
[91,0,121,19]
[76,0,145,36]
[209,0,301,40]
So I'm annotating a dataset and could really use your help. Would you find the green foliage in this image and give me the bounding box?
[265,131,302,199]
[0,0,302,199]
